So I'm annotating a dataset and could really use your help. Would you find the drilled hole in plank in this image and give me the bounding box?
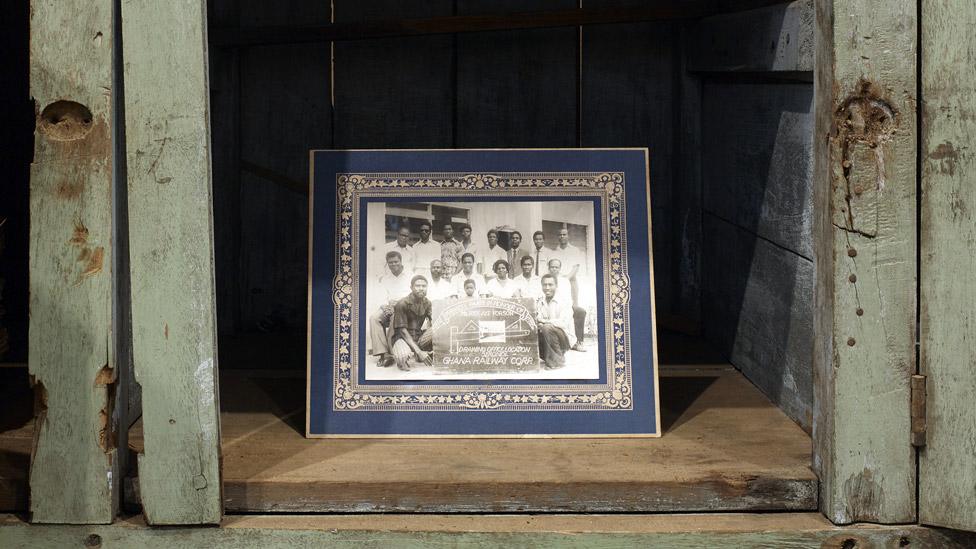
[37,100,94,141]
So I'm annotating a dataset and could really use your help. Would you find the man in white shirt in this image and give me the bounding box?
[530,230,553,277]
[411,221,441,275]
[451,252,483,297]
[369,251,412,366]
[549,227,585,278]
[511,255,542,300]
[425,259,457,301]
[547,258,586,352]
[459,225,480,270]
[379,226,416,275]
[481,229,508,280]
[535,274,576,370]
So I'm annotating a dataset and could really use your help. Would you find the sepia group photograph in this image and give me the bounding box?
[362,199,601,381]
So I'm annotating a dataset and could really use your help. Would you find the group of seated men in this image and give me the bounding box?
[370,221,588,372]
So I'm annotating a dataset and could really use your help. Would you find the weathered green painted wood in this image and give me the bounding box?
[28,0,118,524]
[120,0,222,525]
[812,0,917,524]
[3,513,976,548]
[919,1,976,533]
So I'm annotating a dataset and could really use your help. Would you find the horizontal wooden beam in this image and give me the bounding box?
[210,0,788,47]
[3,513,976,548]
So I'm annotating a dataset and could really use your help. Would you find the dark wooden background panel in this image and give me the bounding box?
[693,2,815,431]
[702,214,813,430]
[580,9,676,317]
[238,0,332,333]
[455,0,578,147]
[686,0,814,73]
[333,1,455,149]
[209,0,243,335]
[701,80,813,258]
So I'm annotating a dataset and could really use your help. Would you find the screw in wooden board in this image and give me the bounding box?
[847,248,858,257]
[849,274,857,283]
[847,337,856,347]
[84,533,102,547]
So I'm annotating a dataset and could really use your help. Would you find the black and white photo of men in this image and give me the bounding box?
[363,200,599,381]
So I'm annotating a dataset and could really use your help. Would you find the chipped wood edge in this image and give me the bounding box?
[2,513,976,548]
[121,0,222,525]
[27,0,118,524]
[812,0,917,524]
[918,0,976,532]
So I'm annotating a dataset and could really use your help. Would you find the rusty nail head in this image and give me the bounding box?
[84,533,102,547]
[847,337,856,347]
[856,308,864,316]
[848,248,858,257]
[849,274,857,283]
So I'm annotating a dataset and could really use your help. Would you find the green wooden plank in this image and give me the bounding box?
[2,514,976,549]
[919,0,976,533]
[812,0,917,524]
[120,0,222,525]
[28,0,118,524]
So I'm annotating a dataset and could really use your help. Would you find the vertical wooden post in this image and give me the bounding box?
[121,0,222,524]
[919,0,976,533]
[813,0,917,523]
[28,0,118,524]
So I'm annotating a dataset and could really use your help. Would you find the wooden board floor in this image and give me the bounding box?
[0,368,32,512]
[128,332,816,513]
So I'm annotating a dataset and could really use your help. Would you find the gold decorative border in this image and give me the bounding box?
[331,172,632,412]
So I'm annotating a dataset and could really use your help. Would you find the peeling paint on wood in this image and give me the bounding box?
[919,0,976,533]
[813,0,917,525]
[121,0,222,526]
[2,513,976,548]
[28,0,118,524]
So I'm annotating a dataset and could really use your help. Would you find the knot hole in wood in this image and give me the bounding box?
[37,100,93,141]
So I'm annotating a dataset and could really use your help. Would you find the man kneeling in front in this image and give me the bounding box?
[536,274,576,370]
[391,275,434,371]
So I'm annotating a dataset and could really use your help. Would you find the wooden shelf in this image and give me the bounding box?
[130,332,816,513]
[0,369,32,512]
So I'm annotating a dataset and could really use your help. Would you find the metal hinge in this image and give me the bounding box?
[911,374,927,448]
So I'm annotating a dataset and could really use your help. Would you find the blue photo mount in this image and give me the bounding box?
[306,149,660,437]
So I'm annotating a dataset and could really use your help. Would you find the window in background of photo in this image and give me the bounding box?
[542,220,588,254]
[383,203,470,244]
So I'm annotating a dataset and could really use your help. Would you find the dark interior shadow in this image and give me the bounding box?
[697,51,814,431]
[0,369,33,433]
[659,375,718,432]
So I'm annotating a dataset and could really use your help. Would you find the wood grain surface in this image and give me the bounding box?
[121,0,222,525]
[919,0,976,532]
[130,335,815,513]
[4,512,976,548]
[28,0,118,524]
[687,0,814,73]
[812,0,917,524]
[702,216,813,432]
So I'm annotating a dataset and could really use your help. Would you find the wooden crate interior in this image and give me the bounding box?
[198,0,814,514]
[0,0,817,514]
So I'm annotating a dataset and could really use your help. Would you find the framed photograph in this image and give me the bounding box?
[306,149,660,437]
